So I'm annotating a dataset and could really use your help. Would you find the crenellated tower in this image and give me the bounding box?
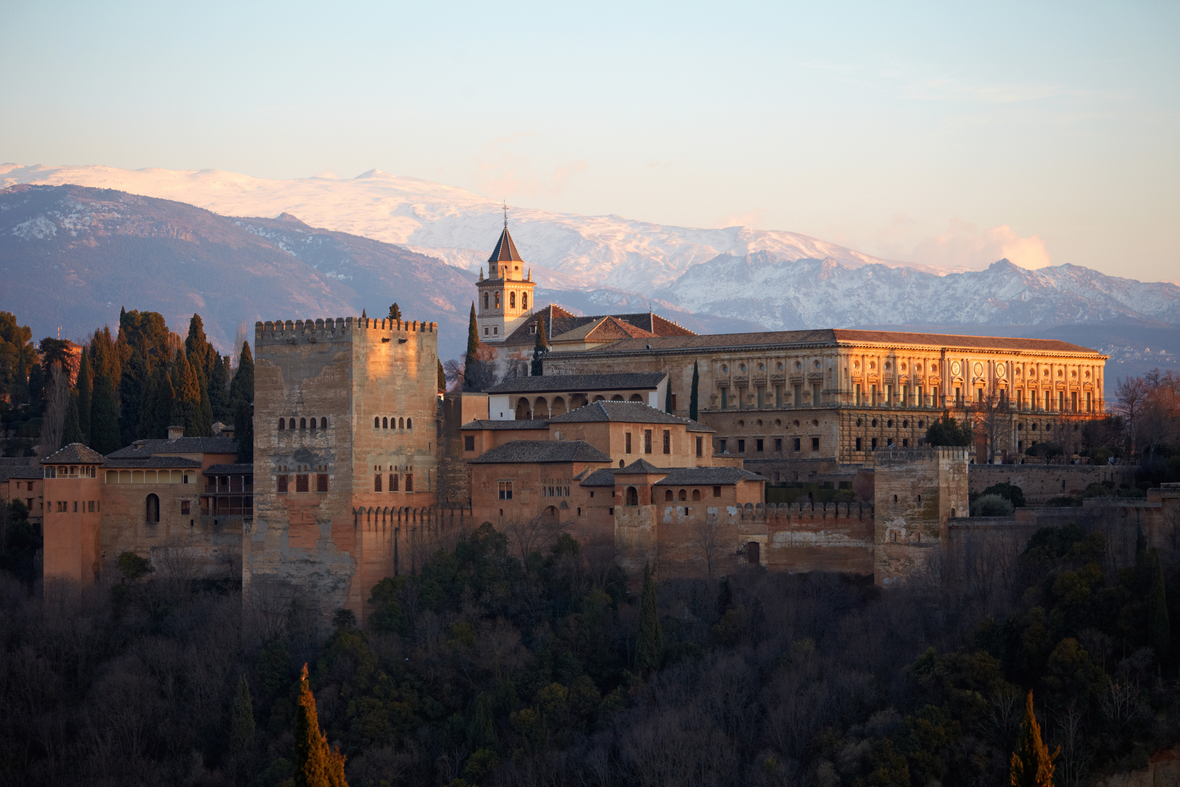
[476,210,535,343]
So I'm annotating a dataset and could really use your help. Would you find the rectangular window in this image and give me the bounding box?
[932,387,939,405]
[774,437,782,452]
[775,385,783,407]
[644,429,652,454]
[813,384,822,406]
[277,475,288,494]
[464,435,475,451]
[662,430,670,454]
[793,384,802,407]
[856,437,862,451]
[317,474,329,493]
[713,486,721,497]
[719,439,727,453]
[296,474,309,492]
[793,437,800,451]
[756,387,764,408]
[625,432,632,454]
[696,436,703,457]
[390,474,399,492]
[812,437,820,451]
[405,474,414,492]
[181,500,190,515]
[721,388,728,409]
[1086,392,1092,412]
[498,481,513,500]
[955,387,962,404]
[902,439,909,447]
[737,438,745,453]
[871,437,878,450]
[374,474,382,493]
[917,386,924,406]
[1058,392,1064,411]
[73,501,77,512]
[756,438,764,452]
[855,384,862,405]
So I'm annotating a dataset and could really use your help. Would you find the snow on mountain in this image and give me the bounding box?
[0,164,922,292]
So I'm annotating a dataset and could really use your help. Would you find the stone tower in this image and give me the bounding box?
[247,316,440,632]
[476,215,535,343]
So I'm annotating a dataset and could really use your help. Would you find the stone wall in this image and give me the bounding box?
[968,463,1138,503]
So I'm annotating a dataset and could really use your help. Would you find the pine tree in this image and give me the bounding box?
[230,673,256,754]
[1010,690,1059,787]
[294,664,348,787]
[229,342,254,411]
[463,303,480,392]
[635,562,663,676]
[1149,548,1170,661]
[209,354,230,420]
[76,351,92,444]
[388,302,401,321]
[90,371,122,453]
[690,361,700,421]
[531,315,547,376]
[61,391,83,448]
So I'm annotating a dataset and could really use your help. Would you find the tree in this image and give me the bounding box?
[39,337,71,371]
[90,371,122,453]
[437,359,446,392]
[294,663,348,787]
[61,391,83,449]
[230,673,256,754]
[635,562,663,675]
[229,341,254,411]
[119,349,148,445]
[1148,548,1170,661]
[690,361,700,421]
[76,351,92,444]
[209,354,231,420]
[1116,375,1149,457]
[1009,690,1059,786]
[926,413,973,447]
[234,399,254,463]
[388,303,402,321]
[972,389,1011,460]
[39,365,69,453]
[531,315,548,376]
[464,303,481,392]
[171,351,207,436]
[665,380,673,413]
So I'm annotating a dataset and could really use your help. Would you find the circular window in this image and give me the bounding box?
[900,363,907,371]
[793,420,800,427]
[1085,371,1091,378]
[871,419,878,427]
[775,419,782,426]
[756,419,763,426]
[1070,370,1076,378]
[887,420,893,427]
[721,365,728,373]
[1031,424,1038,431]
[1017,423,1024,430]
[951,361,962,376]
[917,420,925,428]
[885,362,891,371]
[856,418,863,426]
[853,361,860,369]
[814,360,821,369]
[740,364,746,373]
[1057,370,1063,378]
[973,362,984,376]
[759,363,765,372]
[777,362,783,372]
[795,361,802,370]
[812,419,819,427]
[902,420,909,428]
[738,419,745,427]
[996,365,1006,378]
[1046,424,1053,432]
[869,361,876,370]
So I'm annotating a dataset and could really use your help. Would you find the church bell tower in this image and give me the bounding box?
[476,207,535,343]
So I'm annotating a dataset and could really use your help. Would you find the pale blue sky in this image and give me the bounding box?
[2,1,1177,280]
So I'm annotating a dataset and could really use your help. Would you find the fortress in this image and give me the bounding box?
[31,221,1176,635]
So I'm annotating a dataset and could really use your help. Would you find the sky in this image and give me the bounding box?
[1,0,1178,282]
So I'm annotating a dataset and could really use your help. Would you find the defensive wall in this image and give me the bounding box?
[967,463,1138,503]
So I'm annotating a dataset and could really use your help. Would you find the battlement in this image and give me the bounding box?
[875,446,970,466]
[737,501,874,522]
[255,317,438,347]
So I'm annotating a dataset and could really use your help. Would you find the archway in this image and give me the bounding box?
[533,396,550,420]
[570,394,588,409]
[146,494,160,523]
[611,395,624,402]
[550,396,567,417]
[542,505,558,524]
[629,393,643,402]
[625,487,638,506]
[515,398,531,420]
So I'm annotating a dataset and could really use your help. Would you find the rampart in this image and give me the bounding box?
[967,463,1137,503]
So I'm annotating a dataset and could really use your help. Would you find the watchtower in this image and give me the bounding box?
[475,212,535,343]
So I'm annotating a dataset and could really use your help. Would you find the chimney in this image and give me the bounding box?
[167,425,184,441]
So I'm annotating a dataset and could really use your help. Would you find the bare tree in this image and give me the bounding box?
[691,512,726,581]
[1051,699,1093,787]
[503,514,563,561]
[1116,375,1149,457]
[971,389,1011,461]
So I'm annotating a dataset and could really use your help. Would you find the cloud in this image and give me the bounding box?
[910,219,1052,271]
[472,135,587,200]
[715,209,766,229]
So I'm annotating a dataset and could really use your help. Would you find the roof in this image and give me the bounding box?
[552,316,656,344]
[617,459,663,474]
[654,467,768,486]
[204,463,255,475]
[485,373,667,395]
[487,226,524,263]
[502,305,696,346]
[548,401,714,432]
[106,436,238,459]
[41,443,107,465]
[104,456,202,469]
[580,468,621,487]
[461,419,550,431]
[545,328,1101,358]
[469,440,612,465]
[0,466,43,482]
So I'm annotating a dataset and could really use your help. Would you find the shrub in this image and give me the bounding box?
[971,494,1014,517]
[981,482,1025,508]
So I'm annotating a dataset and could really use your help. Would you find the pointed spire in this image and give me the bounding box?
[503,200,508,229]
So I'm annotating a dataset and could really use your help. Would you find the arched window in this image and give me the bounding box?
[309,418,316,430]
[692,489,701,501]
[494,292,500,309]
[288,418,296,430]
[374,474,382,492]
[279,418,286,430]
[146,494,160,523]
[510,292,516,309]
[522,293,528,309]
[625,487,638,506]
[483,293,489,310]
[300,418,306,429]
[406,418,412,430]
[398,417,404,429]
[679,489,687,501]
[382,417,388,429]
[374,417,379,428]
[320,417,327,429]
[664,489,673,501]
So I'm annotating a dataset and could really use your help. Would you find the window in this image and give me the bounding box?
[277,475,288,494]
[737,438,745,453]
[625,432,632,454]
[719,439,727,453]
[181,500,190,515]
[855,437,862,451]
[382,417,388,428]
[279,418,286,430]
[665,490,673,502]
[871,437,878,450]
[812,437,820,451]
[756,438,764,452]
[662,430,670,454]
[498,481,512,500]
[317,474,328,493]
[309,418,316,430]
[692,489,701,501]
[510,292,516,308]
[407,418,413,430]
[405,474,414,492]
[902,439,909,447]
[494,292,500,309]
[464,435,475,451]
[678,489,687,501]
[774,438,782,452]
[296,473,309,492]
[146,494,160,523]
[696,436,703,457]
[288,418,296,430]
[522,293,528,309]
[483,293,489,310]
[390,474,399,492]
[300,417,306,429]
[644,429,652,454]
[721,388,728,409]
[625,487,638,506]
[321,417,327,429]
[793,438,800,451]
[713,486,722,498]
[373,417,379,428]
[484,327,489,336]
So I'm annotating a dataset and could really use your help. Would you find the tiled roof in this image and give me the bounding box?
[41,443,107,465]
[0,466,43,482]
[484,373,667,395]
[469,440,612,465]
[502,305,696,346]
[461,419,549,431]
[617,459,662,474]
[487,227,524,263]
[654,467,768,486]
[0,457,36,467]
[545,328,1101,358]
[552,316,656,344]
[580,468,620,487]
[204,463,255,475]
[104,456,202,469]
[106,436,238,459]
[549,401,714,432]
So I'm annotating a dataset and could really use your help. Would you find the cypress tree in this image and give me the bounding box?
[463,303,480,392]
[61,391,83,448]
[185,314,215,384]
[198,376,214,436]
[171,351,204,437]
[665,381,673,413]
[293,663,348,787]
[76,351,92,444]
[531,315,547,376]
[90,371,122,453]
[229,342,254,411]
[635,562,663,676]
[153,367,175,438]
[28,360,45,406]
[690,361,699,421]
[468,692,497,751]
[234,399,253,463]
[209,354,230,420]
[437,359,445,391]
[1149,548,1170,661]
[230,674,256,754]
[388,302,401,321]
[1009,691,1059,787]
[11,341,30,405]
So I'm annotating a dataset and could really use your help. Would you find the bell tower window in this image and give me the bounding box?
[483,293,488,310]
[510,292,516,309]
[522,293,528,309]
[495,292,500,309]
